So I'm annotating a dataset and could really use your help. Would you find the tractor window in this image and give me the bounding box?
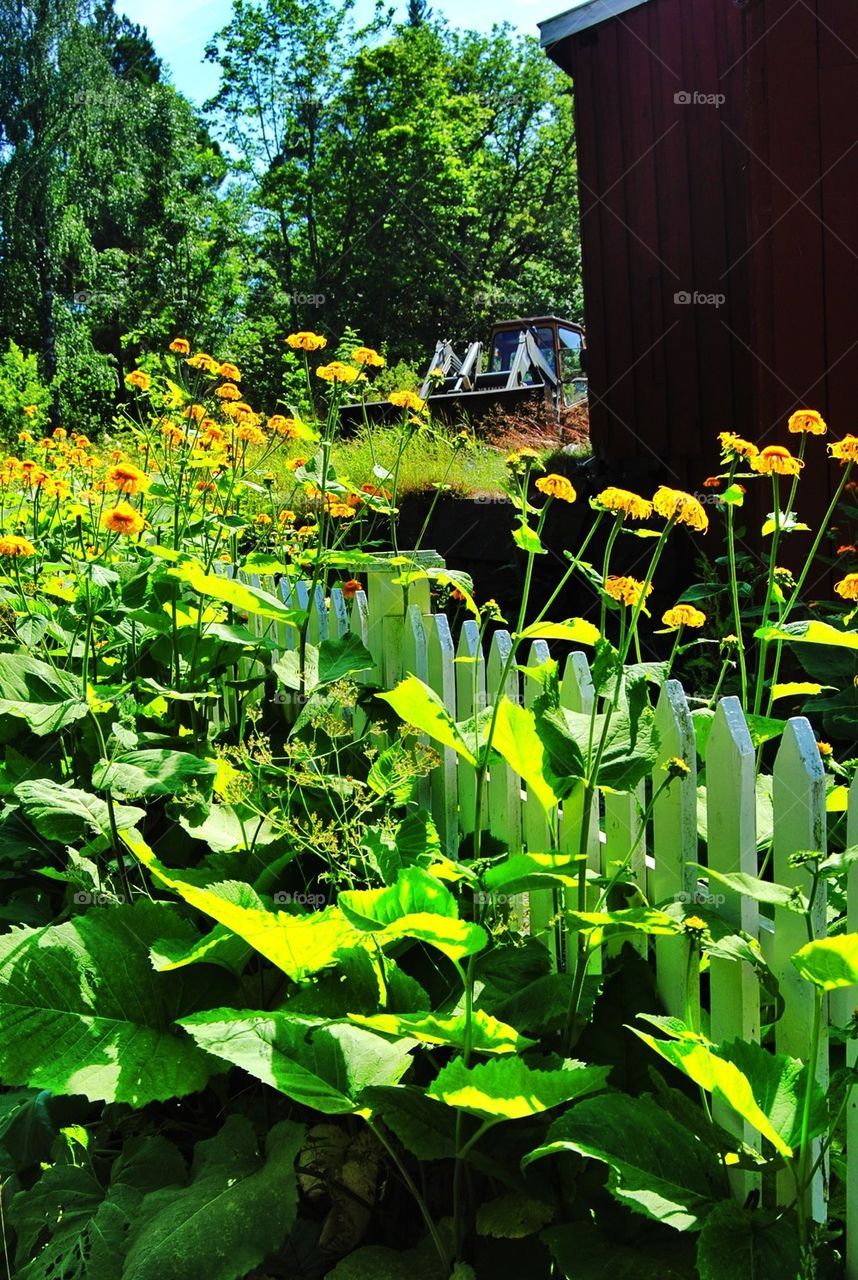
[558,327,583,377]
[489,327,556,375]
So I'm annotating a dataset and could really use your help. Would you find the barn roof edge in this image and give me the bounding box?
[538,0,655,48]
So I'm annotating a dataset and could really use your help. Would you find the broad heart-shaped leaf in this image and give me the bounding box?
[427,1057,610,1120]
[481,852,587,896]
[348,1010,536,1055]
[178,1010,414,1114]
[92,749,217,800]
[632,1029,794,1157]
[10,1135,186,1280]
[13,779,144,843]
[537,703,659,792]
[167,558,302,626]
[339,867,456,930]
[149,925,252,977]
[695,1201,800,1280]
[0,903,214,1105]
[0,651,88,736]
[755,619,858,650]
[714,1039,828,1150]
[377,676,476,764]
[792,934,858,990]
[526,1093,729,1231]
[123,1116,304,1280]
[318,633,374,683]
[179,804,281,853]
[565,907,681,944]
[490,698,560,812]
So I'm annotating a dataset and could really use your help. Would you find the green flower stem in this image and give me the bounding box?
[796,986,824,1259]
[598,513,623,635]
[752,475,783,717]
[765,460,853,716]
[724,462,749,706]
[366,1118,451,1274]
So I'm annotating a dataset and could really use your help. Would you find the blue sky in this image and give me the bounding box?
[119,0,559,104]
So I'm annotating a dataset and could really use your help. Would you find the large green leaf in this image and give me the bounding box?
[0,904,214,1105]
[13,779,144,843]
[178,1010,414,1113]
[348,1010,535,1055]
[339,867,457,930]
[632,1029,794,1157]
[427,1057,609,1120]
[377,676,476,763]
[318,633,375,683]
[167,559,301,626]
[481,853,586,896]
[10,1136,185,1280]
[178,804,280,853]
[92,749,217,800]
[537,703,659,792]
[715,1039,828,1150]
[123,1116,304,1280]
[792,934,858,990]
[526,1093,728,1231]
[0,652,88,736]
[755,620,858,650]
[695,1201,800,1280]
[490,698,560,812]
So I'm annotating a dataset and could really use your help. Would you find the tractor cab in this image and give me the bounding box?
[488,317,587,405]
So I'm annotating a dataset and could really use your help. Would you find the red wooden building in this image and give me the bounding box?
[539,0,858,497]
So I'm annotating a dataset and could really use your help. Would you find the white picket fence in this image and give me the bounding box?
[216,559,857,1269]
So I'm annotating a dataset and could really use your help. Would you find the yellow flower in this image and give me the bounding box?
[102,502,145,535]
[278,509,296,523]
[388,389,427,412]
[834,573,858,602]
[664,756,691,778]
[788,409,826,435]
[125,370,151,391]
[218,362,241,382]
[594,486,653,520]
[285,456,308,471]
[829,435,858,465]
[22,404,38,418]
[327,503,356,519]
[718,431,758,461]
[268,415,305,437]
[535,474,577,503]
[652,486,709,532]
[169,338,190,355]
[684,915,709,935]
[351,346,385,367]
[287,332,327,351]
[816,741,833,757]
[161,422,186,446]
[604,575,653,607]
[317,362,360,384]
[234,424,266,446]
[17,431,33,444]
[0,535,35,557]
[216,382,241,401]
[751,445,803,476]
[662,604,706,629]
[183,403,207,423]
[107,463,151,496]
[186,352,220,373]
[254,512,272,525]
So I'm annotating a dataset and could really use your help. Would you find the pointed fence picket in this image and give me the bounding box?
[206,560,858,1270]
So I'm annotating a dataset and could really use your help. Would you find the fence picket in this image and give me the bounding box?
[455,619,486,840]
[706,696,760,1198]
[772,719,827,1219]
[603,783,645,958]
[402,604,430,807]
[329,587,349,640]
[486,630,522,854]
[426,613,458,854]
[651,680,698,1022]
[558,652,599,866]
[522,640,556,948]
